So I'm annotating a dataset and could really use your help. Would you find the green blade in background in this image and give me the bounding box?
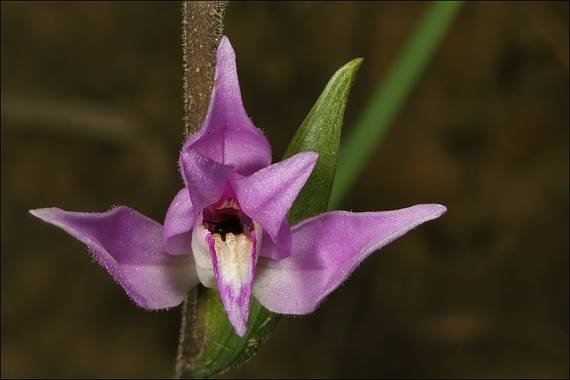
[330,1,462,208]
[183,58,362,378]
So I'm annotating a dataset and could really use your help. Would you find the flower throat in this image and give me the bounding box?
[205,214,243,241]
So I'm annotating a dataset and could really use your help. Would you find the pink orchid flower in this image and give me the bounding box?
[30,37,446,337]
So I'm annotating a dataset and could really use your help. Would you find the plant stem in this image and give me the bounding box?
[176,1,227,378]
[181,0,227,137]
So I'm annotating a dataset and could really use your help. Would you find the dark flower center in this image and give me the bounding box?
[205,215,243,241]
[203,197,252,242]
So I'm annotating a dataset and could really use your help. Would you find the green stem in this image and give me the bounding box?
[329,1,462,208]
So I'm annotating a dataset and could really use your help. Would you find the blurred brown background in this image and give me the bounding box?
[1,1,568,378]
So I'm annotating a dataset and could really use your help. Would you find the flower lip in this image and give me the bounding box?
[200,196,261,337]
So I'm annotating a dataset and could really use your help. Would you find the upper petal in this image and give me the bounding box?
[163,188,195,256]
[253,204,446,314]
[181,36,272,176]
[231,151,318,259]
[30,206,197,309]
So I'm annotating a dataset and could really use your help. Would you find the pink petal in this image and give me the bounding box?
[163,188,195,256]
[30,206,197,309]
[231,151,318,259]
[181,36,272,176]
[206,230,259,337]
[179,149,233,220]
[253,204,447,314]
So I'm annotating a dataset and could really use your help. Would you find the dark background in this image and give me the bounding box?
[1,1,568,378]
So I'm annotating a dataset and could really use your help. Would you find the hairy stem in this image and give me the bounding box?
[181,0,227,137]
[176,1,227,378]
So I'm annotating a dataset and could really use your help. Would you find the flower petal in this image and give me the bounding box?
[207,230,259,337]
[253,204,447,314]
[179,149,234,220]
[231,151,318,259]
[30,206,197,309]
[182,36,272,176]
[191,212,218,288]
[163,188,195,256]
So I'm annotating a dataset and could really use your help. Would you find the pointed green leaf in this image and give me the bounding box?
[182,58,362,379]
[285,58,363,221]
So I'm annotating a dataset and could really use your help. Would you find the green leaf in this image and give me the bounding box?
[285,58,363,221]
[330,1,462,208]
[182,58,362,378]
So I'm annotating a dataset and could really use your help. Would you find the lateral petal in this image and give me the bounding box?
[179,149,233,220]
[163,188,195,256]
[253,204,446,314]
[231,151,318,258]
[30,206,197,309]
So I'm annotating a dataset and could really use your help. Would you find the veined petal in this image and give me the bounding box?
[191,213,263,336]
[163,188,195,256]
[179,149,233,220]
[182,36,272,176]
[30,206,197,309]
[231,151,318,259]
[253,204,447,314]
[208,232,257,337]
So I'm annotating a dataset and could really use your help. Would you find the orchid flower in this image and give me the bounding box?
[30,36,446,337]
